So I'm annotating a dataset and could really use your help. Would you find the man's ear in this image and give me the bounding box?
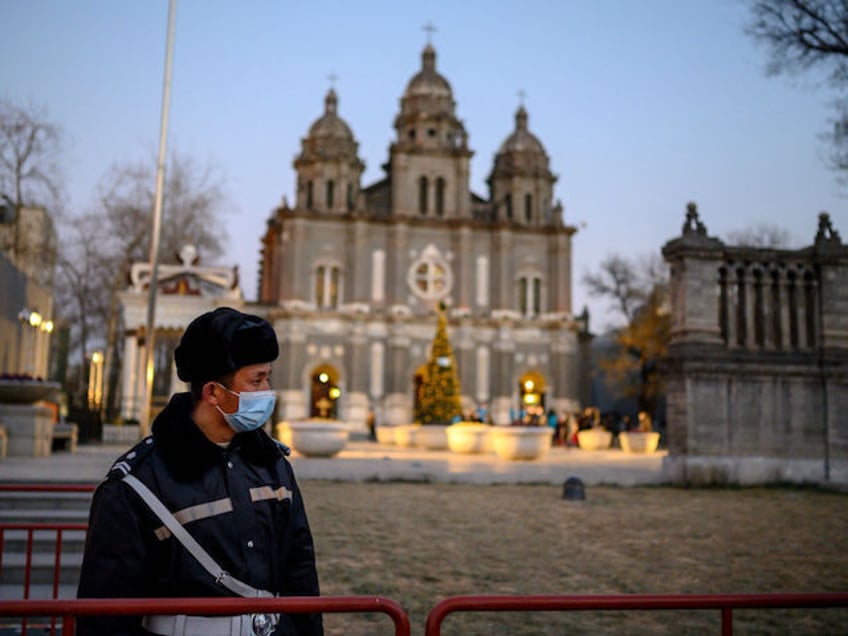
[201,381,220,405]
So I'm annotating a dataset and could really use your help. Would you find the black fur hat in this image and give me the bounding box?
[174,307,279,384]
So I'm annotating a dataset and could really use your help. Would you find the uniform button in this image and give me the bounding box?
[247,540,255,549]
[227,461,234,469]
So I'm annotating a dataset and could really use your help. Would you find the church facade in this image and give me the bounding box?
[257,45,584,429]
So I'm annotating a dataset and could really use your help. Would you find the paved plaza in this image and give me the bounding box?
[0,438,669,486]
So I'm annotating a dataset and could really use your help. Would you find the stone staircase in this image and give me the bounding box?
[0,487,93,599]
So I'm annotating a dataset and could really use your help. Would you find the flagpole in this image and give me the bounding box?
[140,0,177,438]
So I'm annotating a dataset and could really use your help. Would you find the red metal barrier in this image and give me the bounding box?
[0,484,96,493]
[424,593,848,636]
[0,596,411,636]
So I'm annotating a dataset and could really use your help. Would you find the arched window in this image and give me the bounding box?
[306,181,314,210]
[346,183,354,211]
[524,193,533,222]
[326,180,335,209]
[419,176,429,215]
[315,264,342,309]
[504,194,513,220]
[435,177,446,217]
[518,274,543,317]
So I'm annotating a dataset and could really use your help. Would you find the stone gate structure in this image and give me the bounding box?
[661,204,848,485]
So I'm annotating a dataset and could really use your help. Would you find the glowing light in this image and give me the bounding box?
[329,387,341,399]
[524,379,535,391]
[318,372,329,383]
[92,351,103,364]
[42,320,54,333]
[28,311,42,328]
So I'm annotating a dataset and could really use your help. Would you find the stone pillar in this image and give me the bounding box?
[455,225,473,310]
[121,334,139,420]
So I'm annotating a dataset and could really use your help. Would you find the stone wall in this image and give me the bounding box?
[661,205,848,485]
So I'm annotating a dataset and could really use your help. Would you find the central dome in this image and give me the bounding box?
[403,44,453,99]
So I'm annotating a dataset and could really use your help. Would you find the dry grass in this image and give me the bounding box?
[300,482,848,635]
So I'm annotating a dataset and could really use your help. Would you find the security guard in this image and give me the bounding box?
[77,307,323,635]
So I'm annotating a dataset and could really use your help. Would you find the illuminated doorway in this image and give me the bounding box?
[518,371,546,411]
[310,364,341,419]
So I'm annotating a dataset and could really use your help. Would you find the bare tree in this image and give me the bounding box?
[0,99,64,211]
[582,253,667,324]
[54,150,230,417]
[725,222,792,247]
[748,0,848,170]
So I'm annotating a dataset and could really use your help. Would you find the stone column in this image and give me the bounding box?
[388,222,409,307]
[121,333,138,420]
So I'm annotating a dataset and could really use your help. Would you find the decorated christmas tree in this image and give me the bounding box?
[415,303,462,425]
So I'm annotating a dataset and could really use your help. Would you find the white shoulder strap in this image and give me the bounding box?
[123,474,272,598]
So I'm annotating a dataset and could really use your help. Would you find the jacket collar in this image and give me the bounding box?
[152,392,282,480]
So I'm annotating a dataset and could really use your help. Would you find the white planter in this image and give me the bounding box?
[447,422,491,454]
[489,426,552,461]
[619,431,660,454]
[287,420,349,458]
[393,424,420,447]
[577,428,613,451]
[416,425,450,450]
[375,426,396,445]
[274,421,293,448]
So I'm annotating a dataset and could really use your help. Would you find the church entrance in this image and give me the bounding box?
[309,364,341,419]
[518,371,546,424]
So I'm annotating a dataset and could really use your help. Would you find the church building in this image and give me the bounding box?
[258,44,584,429]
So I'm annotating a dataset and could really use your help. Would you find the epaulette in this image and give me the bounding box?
[107,436,156,479]
[273,438,292,457]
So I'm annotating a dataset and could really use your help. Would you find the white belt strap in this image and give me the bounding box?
[143,614,251,636]
[123,474,272,599]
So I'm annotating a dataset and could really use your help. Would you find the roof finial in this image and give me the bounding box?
[423,21,437,44]
[517,89,526,106]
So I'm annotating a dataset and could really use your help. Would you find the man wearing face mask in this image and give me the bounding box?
[77,307,323,636]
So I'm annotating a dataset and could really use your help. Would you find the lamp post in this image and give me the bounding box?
[139,0,177,438]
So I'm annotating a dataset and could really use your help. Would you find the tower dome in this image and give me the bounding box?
[299,89,359,161]
[492,106,550,175]
[294,89,364,213]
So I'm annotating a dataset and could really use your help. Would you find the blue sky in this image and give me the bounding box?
[3,0,845,330]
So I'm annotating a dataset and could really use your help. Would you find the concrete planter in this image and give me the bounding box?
[576,428,612,451]
[287,420,349,458]
[102,424,141,445]
[375,426,396,445]
[489,426,552,461]
[619,431,660,454]
[274,421,293,448]
[416,425,450,450]
[447,422,491,454]
[393,424,420,448]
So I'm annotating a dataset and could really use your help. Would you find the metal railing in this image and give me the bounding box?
[0,596,411,636]
[424,593,848,636]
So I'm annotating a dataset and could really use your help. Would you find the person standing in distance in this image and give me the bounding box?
[77,307,323,635]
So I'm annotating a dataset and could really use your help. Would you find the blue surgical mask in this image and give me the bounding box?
[215,383,276,433]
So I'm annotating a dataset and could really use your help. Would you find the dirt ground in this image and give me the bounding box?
[300,482,848,636]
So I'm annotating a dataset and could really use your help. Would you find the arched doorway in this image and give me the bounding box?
[310,364,341,419]
[518,371,547,424]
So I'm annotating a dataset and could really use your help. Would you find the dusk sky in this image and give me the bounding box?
[3,0,846,331]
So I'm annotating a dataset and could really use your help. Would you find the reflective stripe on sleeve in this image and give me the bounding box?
[249,486,293,503]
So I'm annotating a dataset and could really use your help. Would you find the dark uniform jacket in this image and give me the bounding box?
[76,393,323,635]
